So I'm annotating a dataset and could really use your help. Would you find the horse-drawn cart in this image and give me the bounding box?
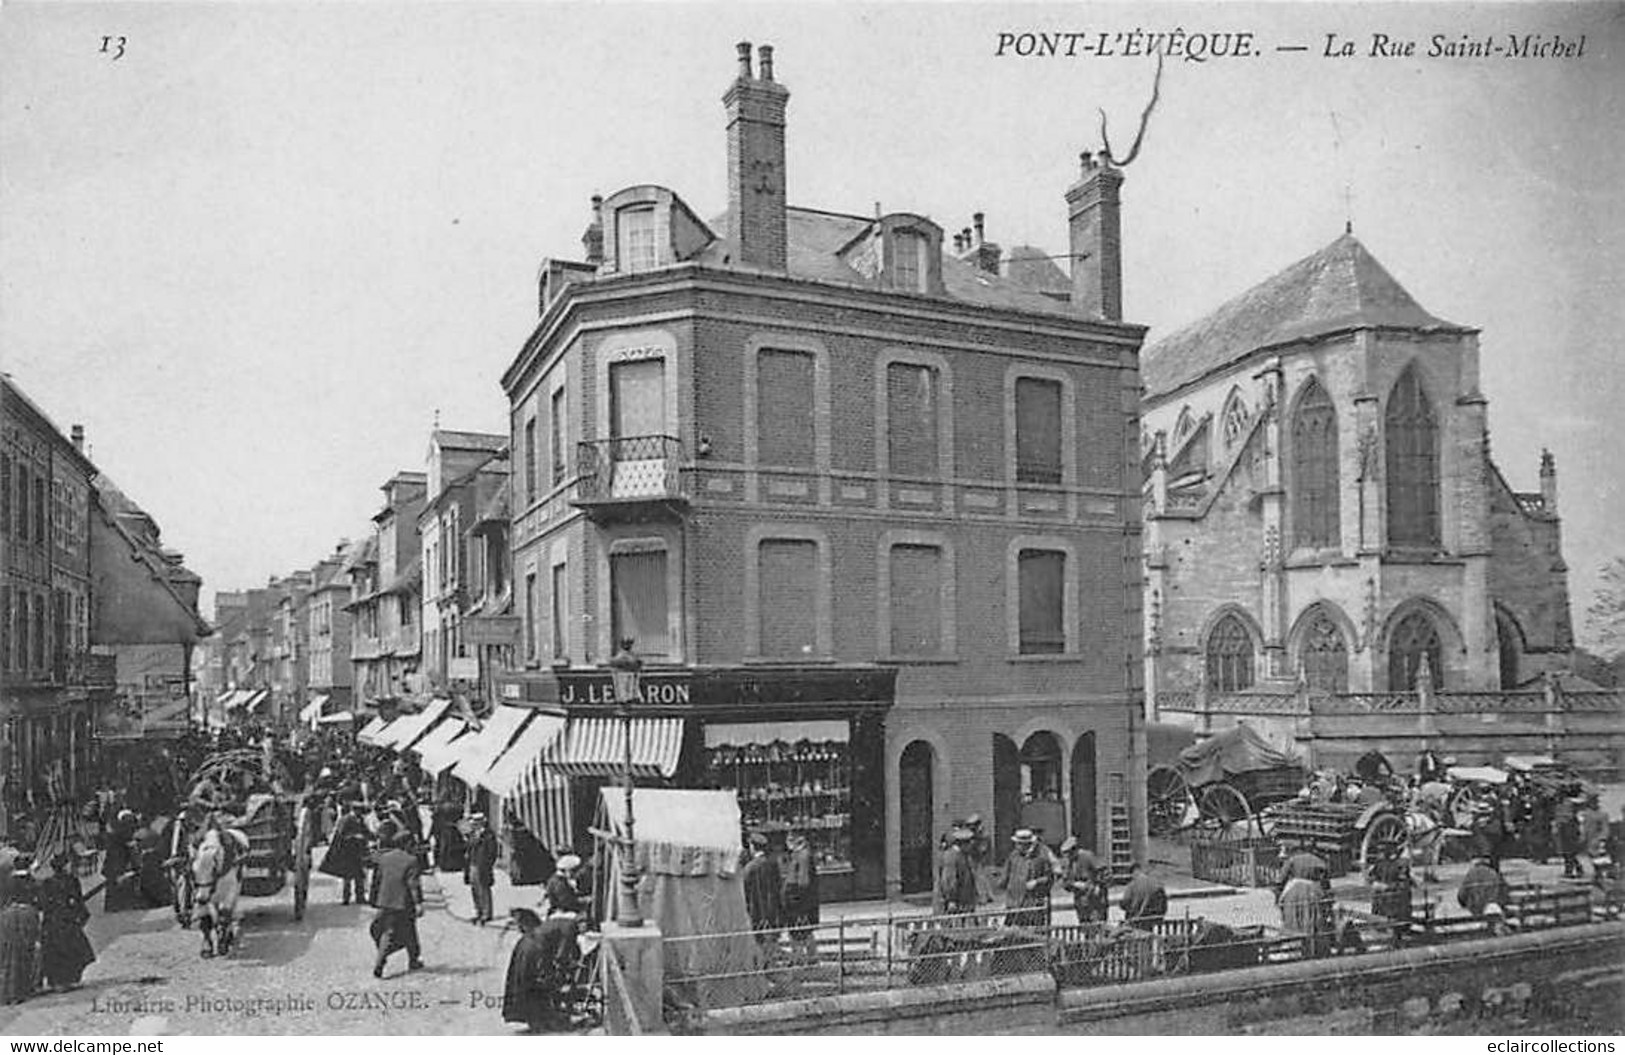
[184,749,297,898]
[1147,724,1305,839]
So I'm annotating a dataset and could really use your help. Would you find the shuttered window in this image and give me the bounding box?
[889,544,943,656]
[757,349,816,468]
[551,564,568,659]
[550,388,567,483]
[524,419,537,502]
[1017,549,1066,654]
[1015,377,1063,484]
[886,363,939,478]
[524,573,538,662]
[32,476,44,543]
[16,464,29,542]
[758,539,819,657]
[611,548,669,656]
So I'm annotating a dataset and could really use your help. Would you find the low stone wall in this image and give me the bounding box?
[691,922,1625,1035]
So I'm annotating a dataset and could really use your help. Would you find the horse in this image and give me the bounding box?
[191,827,247,958]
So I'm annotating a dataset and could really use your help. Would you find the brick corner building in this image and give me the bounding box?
[498,44,1148,897]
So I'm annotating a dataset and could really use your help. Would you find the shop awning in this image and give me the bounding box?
[221,690,250,711]
[215,690,236,705]
[413,718,470,775]
[378,697,451,751]
[541,717,684,780]
[298,694,331,724]
[702,719,848,748]
[476,714,567,796]
[241,690,270,713]
[510,762,573,854]
[358,715,400,746]
[317,710,355,725]
[449,705,532,785]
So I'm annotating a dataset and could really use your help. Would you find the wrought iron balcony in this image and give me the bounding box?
[573,434,688,522]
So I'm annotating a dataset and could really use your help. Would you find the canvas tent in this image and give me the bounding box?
[1176,723,1301,787]
[594,788,765,1009]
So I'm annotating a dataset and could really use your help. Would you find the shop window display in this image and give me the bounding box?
[705,738,851,874]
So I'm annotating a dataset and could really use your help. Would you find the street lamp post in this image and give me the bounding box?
[607,638,644,928]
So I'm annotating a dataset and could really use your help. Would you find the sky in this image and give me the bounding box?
[1,2,1622,642]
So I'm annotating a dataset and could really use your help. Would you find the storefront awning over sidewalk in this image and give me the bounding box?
[378,697,451,752]
[317,710,355,725]
[541,716,684,780]
[298,694,331,724]
[413,718,469,774]
[357,715,397,746]
[475,713,567,797]
[448,705,531,786]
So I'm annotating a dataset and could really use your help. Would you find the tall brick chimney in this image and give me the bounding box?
[723,42,789,271]
[1065,152,1124,321]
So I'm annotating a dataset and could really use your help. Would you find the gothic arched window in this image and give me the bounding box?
[1206,613,1255,693]
[1222,390,1249,447]
[1388,609,1444,691]
[1291,379,1340,549]
[1299,608,1348,693]
[1385,365,1440,548]
[1172,407,1195,446]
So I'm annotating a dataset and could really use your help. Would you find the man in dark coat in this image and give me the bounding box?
[432,796,466,873]
[464,813,499,925]
[1120,862,1168,928]
[1555,793,1584,878]
[38,852,95,990]
[368,834,424,978]
[1001,829,1053,926]
[781,831,820,962]
[320,802,372,905]
[1061,837,1110,924]
[1457,857,1510,935]
[936,827,979,916]
[502,907,580,1030]
[741,833,782,947]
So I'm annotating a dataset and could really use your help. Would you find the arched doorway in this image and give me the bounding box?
[1071,731,1097,852]
[1019,731,1066,848]
[899,740,935,895]
[992,734,1019,862]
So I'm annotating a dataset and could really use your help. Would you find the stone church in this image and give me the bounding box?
[1140,230,1574,733]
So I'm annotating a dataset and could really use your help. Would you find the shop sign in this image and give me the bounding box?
[465,616,522,647]
[448,657,480,681]
[559,674,692,706]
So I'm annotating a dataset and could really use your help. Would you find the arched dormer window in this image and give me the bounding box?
[1221,389,1249,447]
[1205,613,1255,693]
[1388,609,1444,691]
[1385,364,1440,548]
[616,205,658,272]
[1172,407,1195,446]
[1291,378,1340,549]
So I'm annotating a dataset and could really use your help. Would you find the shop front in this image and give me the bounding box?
[497,664,894,902]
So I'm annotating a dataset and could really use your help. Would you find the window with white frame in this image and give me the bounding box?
[617,205,658,272]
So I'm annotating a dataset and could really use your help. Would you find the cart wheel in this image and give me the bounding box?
[1146,767,1190,837]
[1446,785,1488,830]
[1197,783,1254,840]
[1360,812,1409,870]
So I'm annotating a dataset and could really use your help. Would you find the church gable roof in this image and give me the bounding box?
[1143,233,1468,400]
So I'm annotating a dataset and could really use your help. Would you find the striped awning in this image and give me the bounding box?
[413,718,469,775]
[378,697,451,752]
[508,761,573,854]
[221,690,253,711]
[298,694,331,724]
[540,717,684,780]
[449,705,531,785]
[476,714,567,797]
[242,690,270,713]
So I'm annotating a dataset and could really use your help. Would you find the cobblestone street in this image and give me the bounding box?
[0,865,559,1037]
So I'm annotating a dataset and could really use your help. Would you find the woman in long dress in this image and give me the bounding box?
[0,863,42,1004]
[37,852,95,990]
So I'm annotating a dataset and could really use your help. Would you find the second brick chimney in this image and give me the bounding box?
[723,42,790,271]
[1065,152,1124,321]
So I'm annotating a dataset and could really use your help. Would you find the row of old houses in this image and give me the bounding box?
[0,375,210,838]
[200,42,1602,899]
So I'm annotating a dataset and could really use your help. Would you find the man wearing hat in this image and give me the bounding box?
[1554,789,1584,879]
[781,831,820,962]
[545,854,586,918]
[935,827,978,917]
[464,812,499,925]
[1001,829,1053,927]
[741,832,782,946]
[368,832,425,978]
[1061,837,1109,923]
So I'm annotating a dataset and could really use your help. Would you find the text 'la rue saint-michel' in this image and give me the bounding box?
[992,29,1588,61]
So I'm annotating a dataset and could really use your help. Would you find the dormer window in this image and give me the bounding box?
[617,206,658,272]
[892,230,925,292]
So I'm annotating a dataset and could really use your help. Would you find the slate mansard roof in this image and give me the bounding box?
[1141,233,1472,401]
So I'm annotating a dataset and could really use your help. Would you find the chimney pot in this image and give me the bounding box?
[71,424,85,451]
[973,212,985,243]
[736,41,753,78]
[758,44,774,81]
